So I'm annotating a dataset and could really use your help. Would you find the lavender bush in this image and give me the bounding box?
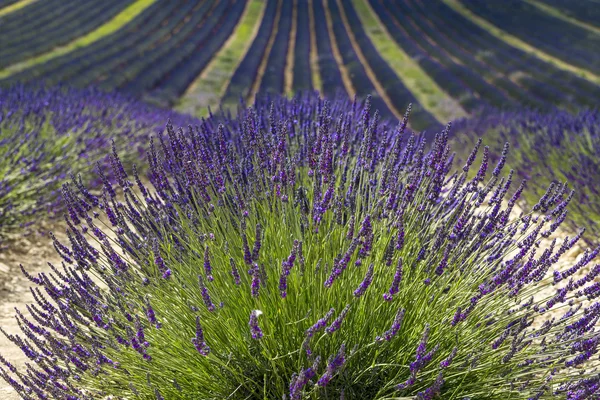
[452,109,599,243]
[2,94,600,399]
[0,83,199,240]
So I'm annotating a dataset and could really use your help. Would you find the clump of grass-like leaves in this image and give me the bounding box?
[452,109,599,244]
[0,82,198,240]
[2,95,600,399]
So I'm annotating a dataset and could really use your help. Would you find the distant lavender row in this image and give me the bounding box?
[2,93,599,399]
[0,83,199,239]
[452,108,600,244]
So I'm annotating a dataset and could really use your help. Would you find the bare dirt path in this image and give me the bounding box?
[0,230,64,400]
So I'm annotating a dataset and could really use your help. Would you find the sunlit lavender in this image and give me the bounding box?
[1,94,599,399]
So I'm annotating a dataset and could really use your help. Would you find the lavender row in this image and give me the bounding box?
[1,93,599,399]
[0,83,199,240]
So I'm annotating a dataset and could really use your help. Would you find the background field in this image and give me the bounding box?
[0,0,598,131]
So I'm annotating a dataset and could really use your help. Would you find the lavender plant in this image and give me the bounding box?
[0,82,198,240]
[452,109,600,243]
[2,94,600,399]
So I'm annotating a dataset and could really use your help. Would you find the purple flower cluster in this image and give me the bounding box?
[453,109,600,244]
[191,316,210,356]
[384,258,403,301]
[353,263,374,297]
[249,310,263,340]
[0,82,200,238]
[1,93,598,399]
[376,308,406,342]
[316,344,346,387]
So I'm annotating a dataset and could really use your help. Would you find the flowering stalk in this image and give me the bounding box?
[2,94,598,400]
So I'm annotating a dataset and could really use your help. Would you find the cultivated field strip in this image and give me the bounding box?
[442,0,600,86]
[412,0,600,109]
[535,0,600,29]
[0,0,37,17]
[0,0,134,69]
[460,0,600,75]
[526,0,600,35]
[177,0,265,117]
[0,0,157,79]
[291,0,314,93]
[220,0,278,108]
[0,0,598,128]
[341,0,443,130]
[1,0,171,84]
[325,0,392,118]
[310,0,346,99]
[139,0,247,105]
[350,0,466,123]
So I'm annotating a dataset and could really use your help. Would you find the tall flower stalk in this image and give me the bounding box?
[1,94,599,399]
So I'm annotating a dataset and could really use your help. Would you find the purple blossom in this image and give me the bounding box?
[416,372,444,399]
[326,305,350,334]
[358,215,373,257]
[376,308,406,342]
[289,356,321,399]
[191,316,210,356]
[198,275,215,312]
[203,246,214,282]
[306,308,335,337]
[384,258,403,301]
[249,310,263,340]
[252,223,262,261]
[229,258,241,285]
[439,347,458,369]
[354,263,375,297]
[251,263,261,298]
[317,343,346,387]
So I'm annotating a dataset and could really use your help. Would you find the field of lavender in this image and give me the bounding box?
[0,0,599,399]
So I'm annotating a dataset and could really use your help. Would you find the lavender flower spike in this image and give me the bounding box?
[203,246,214,282]
[198,275,215,312]
[306,308,335,337]
[384,258,403,301]
[251,263,261,298]
[354,263,375,297]
[326,304,350,334]
[416,372,444,399]
[317,343,346,387]
[376,308,406,342]
[229,258,241,285]
[249,310,263,340]
[191,316,210,356]
[440,347,458,369]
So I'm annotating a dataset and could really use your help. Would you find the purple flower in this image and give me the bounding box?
[416,372,444,399]
[317,343,346,387]
[409,324,439,374]
[289,356,321,399]
[358,215,373,257]
[229,258,241,285]
[203,246,214,282]
[249,310,263,340]
[252,223,262,261]
[439,347,457,369]
[306,308,335,337]
[326,304,350,334]
[251,263,261,298]
[191,316,210,356]
[354,263,375,297]
[198,275,215,312]
[376,308,406,342]
[384,258,403,301]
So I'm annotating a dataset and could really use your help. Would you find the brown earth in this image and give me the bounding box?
[0,228,66,400]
